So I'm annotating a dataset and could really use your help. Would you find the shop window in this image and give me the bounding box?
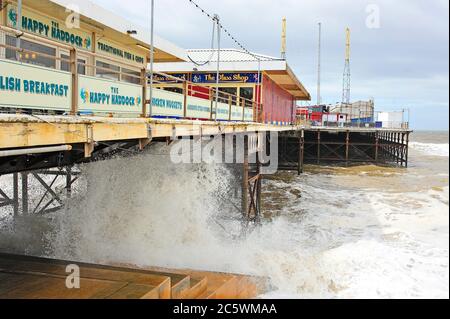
[6,36,56,69]
[96,60,120,81]
[60,54,86,75]
[218,87,237,104]
[122,68,141,85]
[240,87,254,108]
[164,87,183,94]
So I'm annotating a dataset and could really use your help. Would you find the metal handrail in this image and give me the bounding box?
[0,26,263,121]
[0,43,142,80]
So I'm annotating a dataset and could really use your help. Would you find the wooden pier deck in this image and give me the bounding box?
[0,114,289,150]
[0,253,264,299]
[0,114,412,174]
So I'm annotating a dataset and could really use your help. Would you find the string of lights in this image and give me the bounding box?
[187,0,279,62]
[187,19,217,66]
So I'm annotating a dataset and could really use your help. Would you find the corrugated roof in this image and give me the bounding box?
[187,49,283,63]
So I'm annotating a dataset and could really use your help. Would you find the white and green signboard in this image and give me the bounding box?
[186,96,211,120]
[7,5,92,50]
[97,40,146,65]
[78,75,142,114]
[0,59,71,111]
[149,88,184,118]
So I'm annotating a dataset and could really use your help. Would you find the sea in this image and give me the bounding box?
[0,130,448,299]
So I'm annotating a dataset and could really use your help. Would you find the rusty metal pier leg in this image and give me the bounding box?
[375,132,379,163]
[396,132,401,165]
[241,133,263,223]
[402,133,406,167]
[405,132,410,168]
[21,172,29,215]
[242,135,249,219]
[298,130,305,175]
[66,166,73,198]
[317,130,321,165]
[256,147,262,223]
[1,167,80,217]
[13,173,19,217]
[345,130,350,166]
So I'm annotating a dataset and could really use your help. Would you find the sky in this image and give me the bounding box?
[90,0,449,130]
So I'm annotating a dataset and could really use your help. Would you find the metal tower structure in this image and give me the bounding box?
[281,18,287,60]
[342,28,351,110]
[317,22,322,106]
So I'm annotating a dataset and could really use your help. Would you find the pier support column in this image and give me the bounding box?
[242,135,249,218]
[256,147,262,223]
[345,131,350,166]
[298,130,305,175]
[0,167,80,217]
[317,131,321,165]
[21,172,29,215]
[375,132,379,163]
[403,133,407,166]
[241,133,262,223]
[405,132,410,168]
[13,173,19,217]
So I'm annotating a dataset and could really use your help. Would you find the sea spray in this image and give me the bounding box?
[0,132,448,298]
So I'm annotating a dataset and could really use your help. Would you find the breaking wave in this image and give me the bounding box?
[1,132,448,299]
[410,142,449,157]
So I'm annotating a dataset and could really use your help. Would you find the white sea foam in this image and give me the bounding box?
[0,141,448,299]
[410,142,449,157]
[42,156,447,299]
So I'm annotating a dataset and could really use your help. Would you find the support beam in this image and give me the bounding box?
[21,172,28,215]
[317,130,321,165]
[405,132,410,168]
[85,125,95,158]
[298,130,305,175]
[242,135,249,218]
[256,149,262,221]
[375,132,379,163]
[345,131,350,166]
[13,173,19,217]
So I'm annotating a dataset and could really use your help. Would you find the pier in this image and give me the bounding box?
[279,127,411,173]
[0,0,413,300]
[0,114,411,217]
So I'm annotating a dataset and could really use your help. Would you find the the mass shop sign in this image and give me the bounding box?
[192,73,260,84]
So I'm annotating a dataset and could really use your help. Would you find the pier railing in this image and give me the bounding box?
[0,26,262,123]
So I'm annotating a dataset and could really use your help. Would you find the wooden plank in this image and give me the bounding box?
[92,123,148,141]
[0,123,87,148]
[107,283,160,299]
[0,117,294,150]
[0,255,171,299]
[0,272,128,299]
[170,275,191,299]
[186,277,208,299]
[214,276,239,299]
